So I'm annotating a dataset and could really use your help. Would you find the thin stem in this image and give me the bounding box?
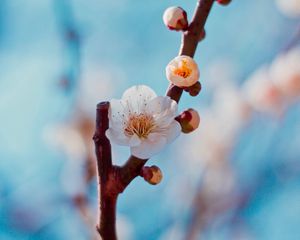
[179,0,215,57]
[119,155,148,189]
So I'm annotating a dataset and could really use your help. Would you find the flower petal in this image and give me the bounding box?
[109,99,128,125]
[155,109,178,128]
[164,120,181,143]
[131,137,167,159]
[146,96,177,115]
[121,85,157,114]
[106,129,130,146]
[146,96,178,128]
[128,134,141,147]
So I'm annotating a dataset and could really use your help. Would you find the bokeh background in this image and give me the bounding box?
[1,0,300,239]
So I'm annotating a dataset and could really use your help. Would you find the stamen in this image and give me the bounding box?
[124,113,156,139]
[173,59,192,78]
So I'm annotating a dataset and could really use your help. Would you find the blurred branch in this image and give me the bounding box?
[54,0,81,92]
[184,149,300,239]
[94,0,215,239]
[283,23,300,52]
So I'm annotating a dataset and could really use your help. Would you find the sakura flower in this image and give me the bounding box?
[166,55,200,88]
[163,6,188,31]
[212,85,251,130]
[276,0,300,18]
[270,47,300,98]
[243,66,283,114]
[106,85,181,159]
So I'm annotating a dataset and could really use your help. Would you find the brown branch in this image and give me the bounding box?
[119,155,148,189]
[94,0,215,239]
[93,102,116,240]
[93,104,148,240]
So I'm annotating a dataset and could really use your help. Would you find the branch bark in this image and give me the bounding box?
[94,0,215,239]
[93,104,148,240]
[93,102,116,240]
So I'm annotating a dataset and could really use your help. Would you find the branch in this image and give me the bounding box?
[119,155,148,189]
[93,102,116,240]
[94,0,215,239]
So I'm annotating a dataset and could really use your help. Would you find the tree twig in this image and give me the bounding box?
[93,102,116,239]
[94,0,215,239]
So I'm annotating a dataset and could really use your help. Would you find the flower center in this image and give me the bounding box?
[124,113,156,139]
[173,59,192,78]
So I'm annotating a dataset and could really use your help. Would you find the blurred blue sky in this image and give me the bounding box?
[0,0,300,239]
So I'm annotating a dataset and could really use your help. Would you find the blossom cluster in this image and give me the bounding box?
[163,46,300,239]
[243,47,300,114]
[105,6,202,160]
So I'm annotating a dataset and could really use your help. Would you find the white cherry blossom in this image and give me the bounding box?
[106,85,181,159]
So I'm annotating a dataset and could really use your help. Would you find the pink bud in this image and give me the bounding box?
[163,6,188,31]
[176,108,200,133]
[141,166,163,185]
[216,0,232,6]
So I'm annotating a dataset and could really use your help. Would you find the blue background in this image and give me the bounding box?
[0,0,300,239]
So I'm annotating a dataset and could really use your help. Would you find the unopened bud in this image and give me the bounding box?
[216,0,232,6]
[163,6,188,31]
[166,56,200,88]
[176,108,200,133]
[141,165,163,185]
[184,81,202,96]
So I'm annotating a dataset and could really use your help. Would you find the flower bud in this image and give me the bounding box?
[184,81,202,97]
[141,166,163,185]
[166,55,200,88]
[216,0,232,5]
[176,108,200,133]
[163,6,188,31]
